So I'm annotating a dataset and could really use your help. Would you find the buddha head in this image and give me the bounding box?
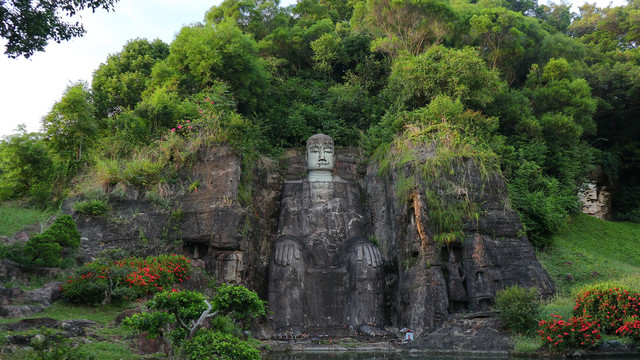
[306,134,334,173]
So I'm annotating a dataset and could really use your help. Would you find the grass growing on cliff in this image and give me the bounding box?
[0,203,56,237]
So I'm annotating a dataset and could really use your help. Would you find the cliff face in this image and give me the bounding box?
[67,146,553,335]
[66,147,281,298]
[363,158,554,335]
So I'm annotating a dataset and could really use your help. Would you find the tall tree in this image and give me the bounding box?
[92,38,170,120]
[1,0,119,58]
[352,0,456,56]
[42,82,97,161]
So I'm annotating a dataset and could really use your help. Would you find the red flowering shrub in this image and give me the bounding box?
[616,320,640,342]
[62,254,190,305]
[538,314,601,351]
[572,287,640,334]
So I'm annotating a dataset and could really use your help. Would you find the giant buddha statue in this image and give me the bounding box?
[268,134,385,338]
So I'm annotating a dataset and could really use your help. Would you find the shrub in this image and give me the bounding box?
[184,330,260,360]
[495,285,540,334]
[62,254,190,305]
[616,320,640,342]
[23,233,62,267]
[73,199,109,216]
[572,287,640,334]
[537,314,601,351]
[46,214,81,248]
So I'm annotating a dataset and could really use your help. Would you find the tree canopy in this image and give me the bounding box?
[1,0,119,58]
[3,0,640,241]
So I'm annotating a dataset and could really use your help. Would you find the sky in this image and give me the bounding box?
[0,0,628,138]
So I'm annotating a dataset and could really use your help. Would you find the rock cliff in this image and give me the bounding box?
[66,145,553,336]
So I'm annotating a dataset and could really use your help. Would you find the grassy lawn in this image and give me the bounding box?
[0,202,57,237]
[0,300,162,360]
[538,214,640,297]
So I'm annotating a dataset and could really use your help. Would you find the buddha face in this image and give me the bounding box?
[306,135,334,172]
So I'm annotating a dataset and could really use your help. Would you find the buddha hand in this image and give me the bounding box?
[273,240,301,266]
[356,243,382,268]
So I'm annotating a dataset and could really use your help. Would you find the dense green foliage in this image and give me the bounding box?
[17,214,80,267]
[1,0,119,58]
[124,285,265,360]
[495,285,540,335]
[2,0,640,246]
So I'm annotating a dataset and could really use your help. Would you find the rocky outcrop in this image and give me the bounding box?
[0,282,63,318]
[364,156,554,336]
[407,312,513,352]
[578,182,611,220]
[65,147,281,298]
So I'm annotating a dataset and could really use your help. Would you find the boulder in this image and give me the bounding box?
[0,317,61,331]
[410,313,514,352]
[24,281,64,306]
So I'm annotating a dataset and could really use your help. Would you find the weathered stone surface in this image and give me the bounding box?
[0,287,25,306]
[0,317,61,331]
[409,313,514,352]
[58,143,554,343]
[579,182,611,220]
[61,319,98,337]
[0,304,45,318]
[268,136,384,337]
[64,147,281,296]
[0,259,31,284]
[364,154,554,335]
[24,281,64,306]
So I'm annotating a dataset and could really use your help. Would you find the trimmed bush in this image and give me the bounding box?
[23,233,62,267]
[495,285,540,334]
[616,320,640,342]
[46,214,81,248]
[184,330,260,360]
[62,254,190,305]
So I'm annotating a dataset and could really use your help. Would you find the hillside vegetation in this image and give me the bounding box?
[1,0,639,248]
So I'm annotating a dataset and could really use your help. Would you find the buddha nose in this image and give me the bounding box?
[318,150,326,160]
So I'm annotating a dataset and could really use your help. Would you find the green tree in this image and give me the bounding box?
[537,1,573,32]
[124,286,266,360]
[467,7,548,84]
[205,0,289,41]
[92,38,170,120]
[160,20,270,114]
[352,0,457,56]
[386,45,504,110]
[1,0,119,58]
[0,127,53,201]
[42,81,98,161]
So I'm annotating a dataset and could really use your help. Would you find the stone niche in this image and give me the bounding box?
[214,252,244,284]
